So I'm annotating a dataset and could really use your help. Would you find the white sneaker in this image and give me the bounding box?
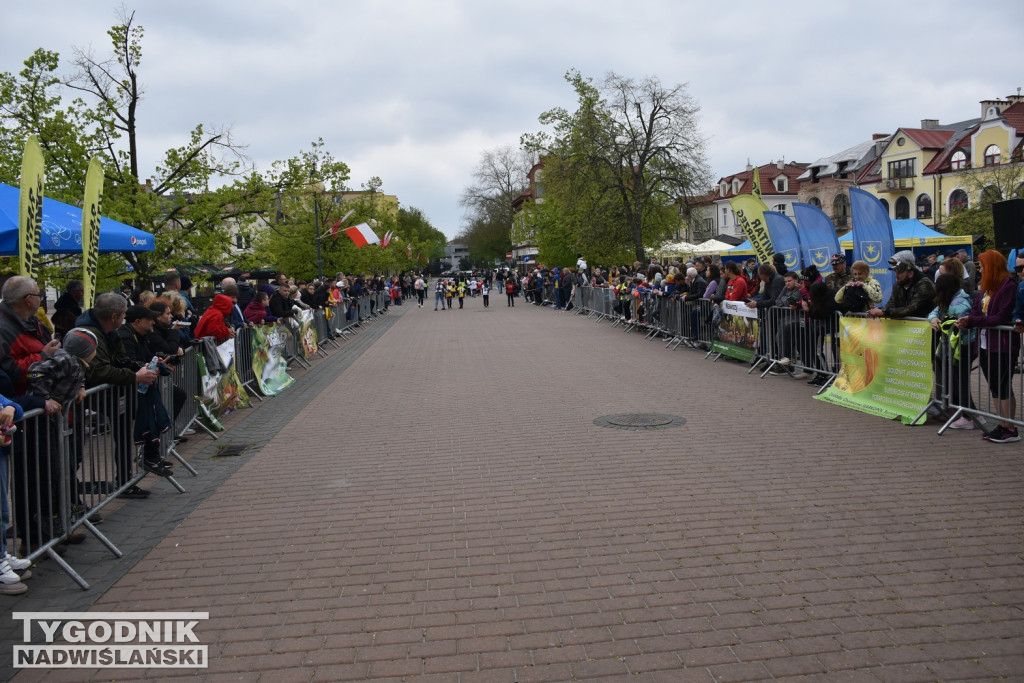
[0,559,28,594]
[777,357,791,366]
[4,553,31,572]
[949,417,975,430]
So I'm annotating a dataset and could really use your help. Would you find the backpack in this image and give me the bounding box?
[840,283,870,313]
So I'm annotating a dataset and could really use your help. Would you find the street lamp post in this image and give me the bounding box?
[311,165,324,280]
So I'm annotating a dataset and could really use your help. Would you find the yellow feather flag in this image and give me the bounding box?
[19,135,45,279]
[82,157,104,308]
[728,194,775,264]
[751,165,762,200]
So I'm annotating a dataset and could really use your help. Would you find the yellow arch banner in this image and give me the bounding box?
[19,135,45,279]
[82,157,104,308]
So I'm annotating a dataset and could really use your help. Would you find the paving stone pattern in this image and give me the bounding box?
[8,297,1024,681]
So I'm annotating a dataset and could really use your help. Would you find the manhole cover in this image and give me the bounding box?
[212,443,252,458]
[593,413,685,431]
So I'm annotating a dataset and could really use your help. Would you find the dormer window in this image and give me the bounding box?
[775,177,787,192]
[951,149,968,170]
[984,144,1001,167]
[732,178,741,194]
[720,181,728,196]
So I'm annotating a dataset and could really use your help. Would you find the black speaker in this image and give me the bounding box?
[993,197,1024,250]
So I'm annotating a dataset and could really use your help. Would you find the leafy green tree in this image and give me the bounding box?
[396,206,447,269]
[524,70,710,263]
[1,10,258,289]
[943,152,1024,250]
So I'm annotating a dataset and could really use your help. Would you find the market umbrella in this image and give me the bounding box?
[0,182,155,255]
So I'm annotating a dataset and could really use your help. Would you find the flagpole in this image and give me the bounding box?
[319,209,354,239]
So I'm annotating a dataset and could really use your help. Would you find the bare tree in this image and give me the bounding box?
[458,145,534,263]
[530,70,711,262]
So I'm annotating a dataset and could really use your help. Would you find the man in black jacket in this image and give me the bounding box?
[75,294,162,498]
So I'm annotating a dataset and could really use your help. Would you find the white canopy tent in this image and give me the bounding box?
[652,240,702,258]
[692,238,735,255]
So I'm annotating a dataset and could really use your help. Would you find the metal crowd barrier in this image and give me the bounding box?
[563,289,1024,438]
[314,309,340,350]
[3,299,392,590]
[232,326,264,401]
[747,307,842,390]
[7,381,189,589]
[281,318,312,369]
[329,302,357,339]
[937,324,1024,435]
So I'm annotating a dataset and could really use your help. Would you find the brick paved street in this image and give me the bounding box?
[9,295,1024,681]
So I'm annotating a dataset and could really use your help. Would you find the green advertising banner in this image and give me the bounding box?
[194,341,250,429]
[298,309,318,359]
[711,299,759,362]
[816,316,933,425]
[252,324,294,396]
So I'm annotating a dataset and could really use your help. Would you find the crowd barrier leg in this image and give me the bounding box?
[233,326,264,403]
[159,373,200,477]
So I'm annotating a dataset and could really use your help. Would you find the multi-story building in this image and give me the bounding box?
[797,136,888,230]
[856,94,1024,228]
[711,160,809,239]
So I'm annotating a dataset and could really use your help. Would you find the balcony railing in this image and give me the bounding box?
[878,176,914,192]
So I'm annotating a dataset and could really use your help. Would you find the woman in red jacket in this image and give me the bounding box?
[722,261,749,302]
[193,294,236,343]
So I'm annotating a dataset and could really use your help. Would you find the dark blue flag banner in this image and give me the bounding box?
[763,212,803,273]
[793,202,842,276]
[849,187,896,302]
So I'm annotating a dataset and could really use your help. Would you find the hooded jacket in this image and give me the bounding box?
[193,294,234,343]
[0,301,53,395]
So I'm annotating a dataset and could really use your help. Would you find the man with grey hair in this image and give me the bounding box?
[0,276,61,396]
[75,292,161,499]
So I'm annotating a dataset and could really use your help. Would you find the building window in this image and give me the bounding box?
[888,158,915,179]
[895,196,910,220]
[774,204,786,214]
[832,194,850,227]
[722,207,728,226]
[916,194,932,219]
[949,189,969,214]
[880,198,890,214]
[984,144,1001,166]
[704,218,714,233]
[808,197,821,208]
[950,149,968,170]
[775,177,787,192]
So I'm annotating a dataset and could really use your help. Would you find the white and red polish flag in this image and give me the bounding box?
[343,222,380,248]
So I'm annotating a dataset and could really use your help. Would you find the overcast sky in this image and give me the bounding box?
[3,1,1023,239]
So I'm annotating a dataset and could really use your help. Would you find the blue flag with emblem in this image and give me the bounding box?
[793,202,841,276]
[762,211,803,273]
[849,187,896,303]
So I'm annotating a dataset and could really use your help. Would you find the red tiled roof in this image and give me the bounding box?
[900,128,955,150]
[922,125,978,175]
[1002,101,1024,136]
[714,162,808,198]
